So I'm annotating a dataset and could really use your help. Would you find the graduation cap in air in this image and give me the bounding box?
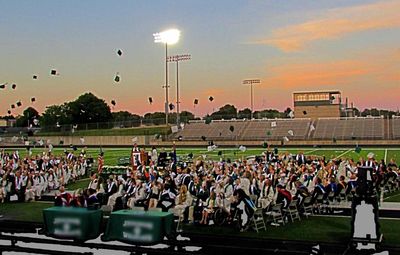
[111,100,116,106]
[194,99,199,105]
[303,111,307,115]
[117,49,122,56]
[33,75,38,80]
[209,96,214,102]
[50,69,57,76]
[274,147,278,154]
[201,135,206,141]
[80,137,85,144]
[31,97,36,103]
[288,130,294,136]
[0,83,6,89]
[262,142,268,148]
[148,97,153,104]
[114,73,120,82]
[178,135,183,141]
[217,151,223,156]
[332,137,337,143]
[16,101,22,107]
[11,104,15,109]
[266,130,272,136]
[355,146,362,153]
[11,84,16,90]
[7,110,11,115]
[205,117,212,124]
[283,136,289,142]
[154,133,161,139]
[169,103,175,111]
[229,125,234,132]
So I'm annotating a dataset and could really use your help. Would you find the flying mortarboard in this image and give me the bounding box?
[169,103,175,111]
[229,125,234,132]
[194,99,199,105]
[31,97,36,103]
[111,100,116,106]
[50,69,57,75]
[0,83,6,89]
[7,110,11,115]
[117,49,122,56]
[205,116,212,124]
[114,73,120,82]
[16,101,22,107]
[11,104,15,109]
[33,75,38,80]
[148,97,153,104]
[178,135,183,141]
[303,111,307,115]
[11,84,16,89]
[201,135,206,141]
[209,96,214,102]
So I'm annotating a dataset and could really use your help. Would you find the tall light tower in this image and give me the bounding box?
[153,29,181,125]
[242,79,261,119]
[167,54,191,126]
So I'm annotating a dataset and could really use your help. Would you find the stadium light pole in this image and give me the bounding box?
[242,79,261,119]
[153,29,181,125]
[167,54,191,126]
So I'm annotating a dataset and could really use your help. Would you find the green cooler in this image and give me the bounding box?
[43,207,102,241]
[102,210,174,244]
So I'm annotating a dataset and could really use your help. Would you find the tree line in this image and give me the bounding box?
[1,92,399,128]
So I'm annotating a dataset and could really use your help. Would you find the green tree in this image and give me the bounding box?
[254,109,281,119]
[143,112,166,125]
[112,111,141,127]
[68,93,112,124]
[210,104,237,120]
[238,108,251,119]
[16,107,39,127]
[41,103,71,127]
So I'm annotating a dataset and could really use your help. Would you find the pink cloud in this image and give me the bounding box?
[252,0,400,51]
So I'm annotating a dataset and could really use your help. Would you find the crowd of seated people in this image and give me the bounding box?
[52,146,399,230]
[0,148,91,203]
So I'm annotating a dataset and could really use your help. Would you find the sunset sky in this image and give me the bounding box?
[1,0,399,117]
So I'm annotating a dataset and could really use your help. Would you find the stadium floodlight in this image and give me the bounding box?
[167,54,191,126]
[153,29,181,125]
[153,29,181,45]
[242,79,261,119]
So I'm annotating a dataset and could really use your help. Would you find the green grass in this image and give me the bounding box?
[384,191,400,202]
[5,147,400,166]
[184,216,400,246]
[0,201,53,222]
[65,178,90,191]
[37,125,171,136]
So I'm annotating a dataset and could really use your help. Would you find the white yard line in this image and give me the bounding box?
[384,149,388,163]
[334,149,352,160]
[304,149,319,155]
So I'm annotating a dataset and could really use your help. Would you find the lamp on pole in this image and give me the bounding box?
[242,79,261,119]
[167,54,191,126]
[153,29,181,125]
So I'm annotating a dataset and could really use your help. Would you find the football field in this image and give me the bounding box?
[4,147,400,166]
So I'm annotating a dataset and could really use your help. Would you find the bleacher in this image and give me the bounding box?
[241,119,311,141]
[175,117,387,141]
[313,117,384,140]
[177,120,248,141]
[392,116,400,139]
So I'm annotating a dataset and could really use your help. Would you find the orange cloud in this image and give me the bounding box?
[252,0,400,51]
[261,48,399,89]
